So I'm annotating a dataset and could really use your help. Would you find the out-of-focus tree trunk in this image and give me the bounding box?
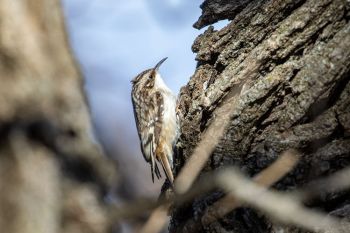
[0,1,117,233]
[172,0,350,232]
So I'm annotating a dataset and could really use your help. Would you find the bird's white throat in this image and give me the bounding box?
[154,72,172,93]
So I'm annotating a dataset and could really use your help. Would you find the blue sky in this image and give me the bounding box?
[61,0,226,196]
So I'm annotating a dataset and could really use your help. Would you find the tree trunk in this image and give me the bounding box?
[172,0,350,232]
[0,1,117,233]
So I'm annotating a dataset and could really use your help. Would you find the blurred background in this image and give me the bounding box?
[61,0,226,200]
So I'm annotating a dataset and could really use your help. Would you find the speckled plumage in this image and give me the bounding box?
[131,58,178,184]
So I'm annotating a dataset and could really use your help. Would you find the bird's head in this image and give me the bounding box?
[131,57,167,89]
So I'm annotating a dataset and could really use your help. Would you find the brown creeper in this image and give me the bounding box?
[131,57,178,184]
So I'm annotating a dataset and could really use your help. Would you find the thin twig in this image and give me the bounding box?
[135,150,299,233]
[217,169,341,232]
[117,159,350,233]
[174,63,260,195]
[138,204,170,233]
[174,84,243,194]
[201,149,299,225]
[297,167,350,202]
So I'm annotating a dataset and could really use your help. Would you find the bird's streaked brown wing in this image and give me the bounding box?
[131,90,161,182]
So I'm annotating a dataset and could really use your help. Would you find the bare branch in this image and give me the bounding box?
[119,155,350,233]
[202,149,299,225]
[173,86,242,194]
[297,167,350,202]
[174,63,260,195]
[138,205,170,233]
[217,169,342,232]
[136,150,299,233]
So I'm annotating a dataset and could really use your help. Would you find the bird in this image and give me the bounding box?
[131,57,178,184]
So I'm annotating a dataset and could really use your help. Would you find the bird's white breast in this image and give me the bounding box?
[154,73,178,165]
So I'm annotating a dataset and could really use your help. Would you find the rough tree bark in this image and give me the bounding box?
[172,0,350,232]
[2,0,350,233]
[0,1,117,233]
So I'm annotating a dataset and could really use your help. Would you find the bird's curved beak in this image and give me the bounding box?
[154,57,168,71]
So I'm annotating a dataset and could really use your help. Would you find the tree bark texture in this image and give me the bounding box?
[172,0,350,232]
[0,1,117,233]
